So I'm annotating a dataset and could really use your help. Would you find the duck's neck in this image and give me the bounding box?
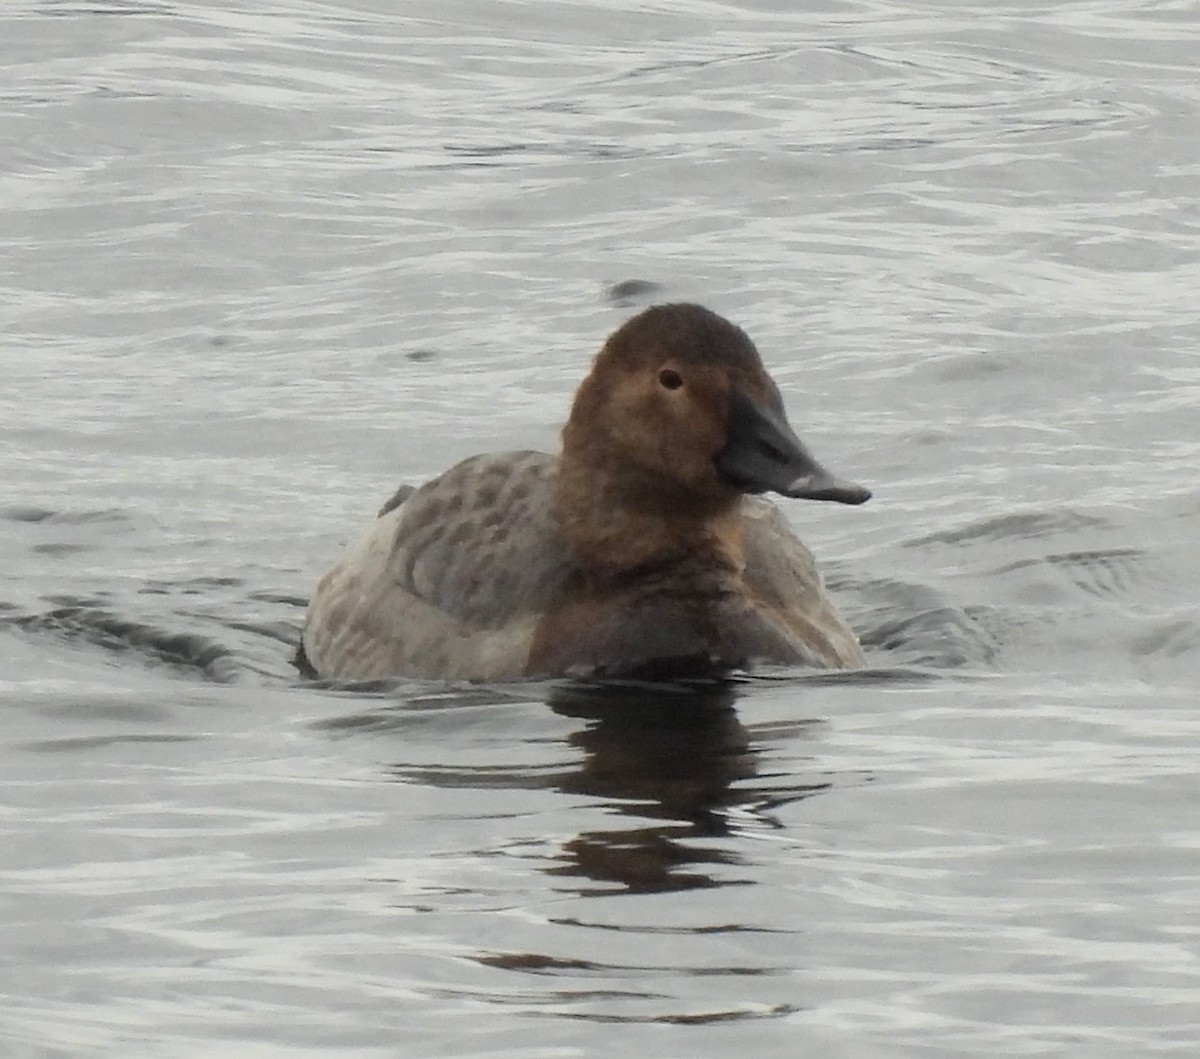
[554,451,746,585]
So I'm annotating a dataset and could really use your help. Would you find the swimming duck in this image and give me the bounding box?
[299,303,870,682]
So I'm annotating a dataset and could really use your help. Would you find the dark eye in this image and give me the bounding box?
[658,368,684,390]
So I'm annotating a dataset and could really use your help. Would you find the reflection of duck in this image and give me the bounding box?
[300,304,870,682]
[551,680,752,818]
[546,681,829,894]
[325,678,835,894]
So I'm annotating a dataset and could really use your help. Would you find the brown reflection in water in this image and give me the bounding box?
[331,677,833,896]
[544,681,829,894]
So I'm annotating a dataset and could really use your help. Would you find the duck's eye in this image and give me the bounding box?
[658,368,684,390]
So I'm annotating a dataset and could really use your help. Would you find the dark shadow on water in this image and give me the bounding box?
[604,278,663,307]
[543,680,778,894]
[312,674,889,895]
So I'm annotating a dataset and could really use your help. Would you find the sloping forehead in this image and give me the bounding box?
[602,303,766,372]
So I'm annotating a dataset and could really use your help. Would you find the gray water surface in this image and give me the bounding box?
[2,1,1199,1056]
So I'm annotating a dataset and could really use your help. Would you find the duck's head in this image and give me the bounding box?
[562,303,870,507]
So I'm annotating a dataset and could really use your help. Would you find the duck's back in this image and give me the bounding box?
[301,451,574,681]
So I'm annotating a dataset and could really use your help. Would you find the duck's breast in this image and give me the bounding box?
[524,501,863,678]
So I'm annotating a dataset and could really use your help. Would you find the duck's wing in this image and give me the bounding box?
[740,497,866,668]
[301,452,574,681]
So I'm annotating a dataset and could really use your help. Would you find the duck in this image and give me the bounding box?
[298,303,870,682]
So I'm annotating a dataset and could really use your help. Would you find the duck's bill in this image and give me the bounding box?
[716,386,871,505]
[780,467,872,505]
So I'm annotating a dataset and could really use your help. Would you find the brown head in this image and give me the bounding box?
[562,304,869,503]
[556,304,869,573]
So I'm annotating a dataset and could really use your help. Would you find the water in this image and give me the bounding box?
[2,0,1199,1055]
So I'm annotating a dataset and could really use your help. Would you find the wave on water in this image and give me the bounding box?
[3,604,246,683]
